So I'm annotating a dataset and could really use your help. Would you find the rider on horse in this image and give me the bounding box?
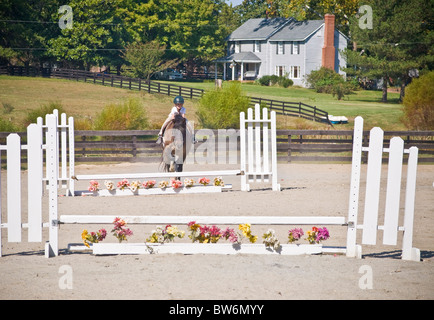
[157,95,194,144]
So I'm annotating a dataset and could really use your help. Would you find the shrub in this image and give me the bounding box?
[305,67,353,100]
[258,75,293,88]
[402,71,434,130]
[93,98,149,130]
[23,101,65,127]
[196,81,250,129]
[0,117,19,132]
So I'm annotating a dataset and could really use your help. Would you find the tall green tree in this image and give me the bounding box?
[48,0,132,70]
[0,0,61,66]
[122,41,174,81]
[344,0,433,102]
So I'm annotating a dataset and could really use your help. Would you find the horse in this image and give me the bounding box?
[160,114,192,176]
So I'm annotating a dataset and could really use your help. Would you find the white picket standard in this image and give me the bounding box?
[345,116,420,261]
[240,104,280,191]
[0,112,421,261]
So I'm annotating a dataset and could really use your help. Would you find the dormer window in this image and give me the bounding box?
[277,41,284,55]
[254,41,261,52]
[235,41,240,53]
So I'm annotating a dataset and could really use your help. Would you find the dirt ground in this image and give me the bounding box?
[0,162,433,300]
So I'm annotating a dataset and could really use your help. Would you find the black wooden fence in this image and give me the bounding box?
[2,129,433,164]
[1,66,331,124]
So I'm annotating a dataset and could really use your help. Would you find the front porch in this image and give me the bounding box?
[214,52,261,81]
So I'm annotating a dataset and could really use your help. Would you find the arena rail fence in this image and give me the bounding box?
[0,109,420,260]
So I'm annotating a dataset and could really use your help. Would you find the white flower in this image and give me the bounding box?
[104,180,115,190]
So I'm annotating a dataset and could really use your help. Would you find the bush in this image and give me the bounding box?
[93,98,149,130]
[305,67,353,100]
[196,81,250,129]
[402,71,434,130]
[23,101,65,127]
[0,117,19,132]
[258,75,293,88]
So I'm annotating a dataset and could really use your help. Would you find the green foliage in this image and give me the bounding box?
[0,117,19,132]
[122,41,172,81]
[23,101,65,127]
[257,75,293,88]
[93,98,149,130]
[402,71,434,130]
[305,67,353,100]
[344,0,433,102]
[196,82,250,129]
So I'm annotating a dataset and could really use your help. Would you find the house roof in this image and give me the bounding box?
[215,52,261,63]
[227,18,291,41]
[268,19,324,41]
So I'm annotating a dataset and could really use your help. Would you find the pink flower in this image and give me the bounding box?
[171,179,183,189]
[199,177,210,186]
[222,227,239,243]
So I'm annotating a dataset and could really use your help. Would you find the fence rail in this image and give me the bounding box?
[2,129,433,164]
[0,66,331,124]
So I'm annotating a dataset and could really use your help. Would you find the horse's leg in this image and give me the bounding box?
[175,163,183,180]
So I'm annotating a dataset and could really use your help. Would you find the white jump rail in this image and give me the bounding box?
[0,111,421,261]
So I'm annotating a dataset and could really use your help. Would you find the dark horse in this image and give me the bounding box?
[160,114,192,175]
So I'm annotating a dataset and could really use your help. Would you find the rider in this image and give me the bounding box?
[157,96,194,144]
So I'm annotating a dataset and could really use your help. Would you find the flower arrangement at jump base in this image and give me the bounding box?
[88,176,225,193]
[81,228,107,248]
[143,180,156,189]
[262,229,281,250]
[146,225,185,244]
[88,180,99,192]
[306,227,330,244]
[187,221,240,244]
[112,217,133,242]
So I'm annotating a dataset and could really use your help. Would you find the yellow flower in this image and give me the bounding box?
[81,229,90,248]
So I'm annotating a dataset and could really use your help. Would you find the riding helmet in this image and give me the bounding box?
[173,96,184,104]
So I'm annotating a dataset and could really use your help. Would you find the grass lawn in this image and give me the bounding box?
[0,75,406,131]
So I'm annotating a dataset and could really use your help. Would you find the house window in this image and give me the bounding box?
[292,42,299,55]
[275,66,286,77]
[290,66,301,78]
[235,41,240,53]
[254,41,261,52]
[277,41,284,55]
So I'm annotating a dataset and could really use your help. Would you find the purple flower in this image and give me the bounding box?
[316,227,330,241]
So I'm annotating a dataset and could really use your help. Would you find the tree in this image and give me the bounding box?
[0,0,62,66]
[48,0,131,70]
[344,0,433,102]
[121,41,175,81]
[402,71,434,130]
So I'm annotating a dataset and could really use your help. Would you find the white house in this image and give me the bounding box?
[215,14,348,86]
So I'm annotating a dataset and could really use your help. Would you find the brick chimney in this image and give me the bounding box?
[322,14,335,71]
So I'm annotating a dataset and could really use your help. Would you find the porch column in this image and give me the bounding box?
[223,63,227,80]
[241,62,244,81]
[214,62,217,80]
[231,63,235,80]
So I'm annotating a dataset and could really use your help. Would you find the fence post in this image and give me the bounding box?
[287,135,292,163]
[138,79,141,91]
[132,135,137,157]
